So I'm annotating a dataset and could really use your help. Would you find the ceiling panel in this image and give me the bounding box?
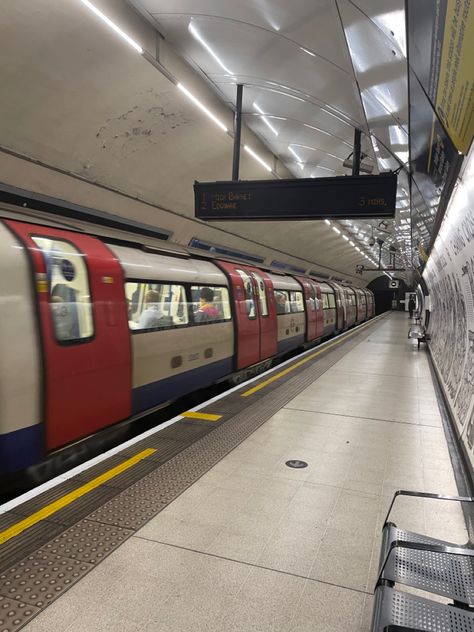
[152,15,366,126]
[129,0,412,279]
[138,0,354,70]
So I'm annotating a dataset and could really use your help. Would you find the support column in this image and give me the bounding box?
[352,128,361,176]
[232,84,243,181]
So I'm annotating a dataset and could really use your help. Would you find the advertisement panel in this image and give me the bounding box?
[408,0,473,154]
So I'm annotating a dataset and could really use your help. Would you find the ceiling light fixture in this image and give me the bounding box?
[254,103,279,136]
[177,83,228,132]
[79,0,143,53]
[189,22,233,74]
[288,146,305,170]
[332,226,341,234]
[300,46,317,57]
[303,123,331,137]
[243,145,273,172]
[325,219,331,225]
[342,235,349,241]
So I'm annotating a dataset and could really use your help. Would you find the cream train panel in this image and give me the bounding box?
[0,222,41,434]
[132,322,234,388]
[266,273,306,346]
[275,312,306,345]
[108,244,228,286]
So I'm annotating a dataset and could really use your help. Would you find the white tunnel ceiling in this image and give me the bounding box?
[130,0,412,277]
[0,0,411,283]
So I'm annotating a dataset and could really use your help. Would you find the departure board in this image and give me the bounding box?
[194,173,397,221]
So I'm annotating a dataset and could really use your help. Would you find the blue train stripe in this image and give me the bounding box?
[132,357,234,415]
[0,424,43,474]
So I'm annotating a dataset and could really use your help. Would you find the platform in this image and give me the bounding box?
[0,312,467,632]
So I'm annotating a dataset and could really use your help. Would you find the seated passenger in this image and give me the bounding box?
[138,289,163,329]
[275,291,287,315]
[195,287,220,322]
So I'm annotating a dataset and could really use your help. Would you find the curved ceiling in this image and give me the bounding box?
[131,0,412,278]
[0,0,412,284]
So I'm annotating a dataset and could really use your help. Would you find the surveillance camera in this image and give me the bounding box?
[369,236,375,247]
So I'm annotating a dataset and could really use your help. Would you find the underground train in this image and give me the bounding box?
[0,217,374,476]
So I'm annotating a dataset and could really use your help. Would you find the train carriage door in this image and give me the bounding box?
[5,221,131,450]
[313,282,324,339]
[295,276,316,342]
[216,261,260,369]
[327,282,343,332]
[249,269,277,360]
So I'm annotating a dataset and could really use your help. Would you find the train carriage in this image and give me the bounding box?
[0,216,375,477]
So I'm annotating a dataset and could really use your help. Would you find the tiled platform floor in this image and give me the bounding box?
[23,313,467,631]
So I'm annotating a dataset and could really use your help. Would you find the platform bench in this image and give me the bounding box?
[408,325,429,349]
[370,490,474,632]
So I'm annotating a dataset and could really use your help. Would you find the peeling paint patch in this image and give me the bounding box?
[96,89,190,156]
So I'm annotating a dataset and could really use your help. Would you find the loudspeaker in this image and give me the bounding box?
[389,279,399,289]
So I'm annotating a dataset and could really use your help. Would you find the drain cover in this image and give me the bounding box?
[285,460,308,469]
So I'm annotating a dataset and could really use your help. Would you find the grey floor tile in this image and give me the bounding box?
[310,527,373,591]
[289,580,366,632]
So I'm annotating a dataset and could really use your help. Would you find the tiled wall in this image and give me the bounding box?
[424,142,474,471]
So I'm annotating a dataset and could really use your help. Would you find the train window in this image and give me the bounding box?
[289,291,304,313]
[308,285,316,311]
[275,290,290,314]
[190,285,231,324]
[251,272,268,316]
[328,293,336,308]
[236,269,256,319]
[322,293,329,309]
[125,282,189,331]
[31,237,94,343]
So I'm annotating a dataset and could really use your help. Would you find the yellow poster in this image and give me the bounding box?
[436,0,474,154]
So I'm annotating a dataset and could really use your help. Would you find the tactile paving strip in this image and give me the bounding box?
[0,596,39,632]
[0,551,91,608]
[39,520,134,565]
[0,317,384,631]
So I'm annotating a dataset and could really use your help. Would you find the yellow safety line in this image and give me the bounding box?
[181,411,222,422]
[242,319,375,397]
[0,447,156,545]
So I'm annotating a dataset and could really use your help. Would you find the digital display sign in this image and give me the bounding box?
[194,173,397,221]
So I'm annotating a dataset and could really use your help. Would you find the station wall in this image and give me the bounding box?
[424,142,474,471]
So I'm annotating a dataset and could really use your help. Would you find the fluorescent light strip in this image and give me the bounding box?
[349,240,355,246]
[189,23,233,74]
[266,87,305,102]
[300,46,317,57]
[288,146,304,170]
[244,145,272,172]
[332,226,341,235]
[342,234,349,241]
[79,0,143,53]
[325,219,331,225]
[177,83,228,132]
[303,123,331,137]
[254,103,279,136]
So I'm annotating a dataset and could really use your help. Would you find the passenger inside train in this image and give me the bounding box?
[194,286,220,322]
[138,289,163,329]
[275,291,288,314]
